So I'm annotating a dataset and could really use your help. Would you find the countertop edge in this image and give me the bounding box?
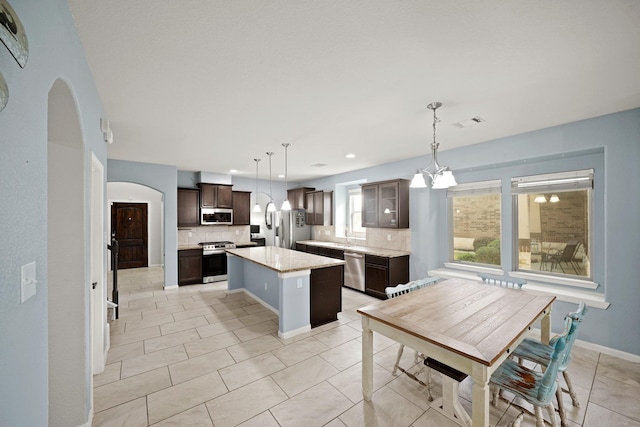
[296,240,410,257]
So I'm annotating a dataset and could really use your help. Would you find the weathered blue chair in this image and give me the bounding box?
[478,272,527,289]
[491,333,568,427]
[511,302,587,427]
[385,277,439,400]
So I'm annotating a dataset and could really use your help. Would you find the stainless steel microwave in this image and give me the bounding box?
[201,208,233,225]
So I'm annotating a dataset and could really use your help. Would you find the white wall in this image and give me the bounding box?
[108,182,164,267]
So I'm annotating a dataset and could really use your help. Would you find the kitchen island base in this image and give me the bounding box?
[226,247,344,339]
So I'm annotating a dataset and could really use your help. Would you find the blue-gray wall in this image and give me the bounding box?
[108,159,178,287]
[300,109,640,356]
[0,0,107,425]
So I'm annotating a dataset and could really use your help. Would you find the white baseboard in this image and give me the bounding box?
[238,288,279,316]
[528,328,640,363]
[278,324,311,339]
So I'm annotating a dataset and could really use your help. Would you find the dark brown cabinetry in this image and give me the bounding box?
[306,191,333,225]
[177,188,200,227]
[287,187,315,209]
[178,249,203,285]
[232,191,251,225]
[199,184,233,208]
[364,254,409,299]
[361,179,410,228]
[296,243,344,260]
[310,265,343,327]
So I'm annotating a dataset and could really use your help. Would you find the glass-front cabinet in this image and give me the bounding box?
[361,179,409,229]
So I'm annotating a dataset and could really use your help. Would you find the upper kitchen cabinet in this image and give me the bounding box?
[306,191,333,225]
[199,183,233,208]
[287,187,315,209]
[232,191,251,225]
[361,179,410,228]
[177,188,200,227]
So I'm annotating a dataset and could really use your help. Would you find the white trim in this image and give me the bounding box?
[163,284,179,290]
[527,329,640,363]
[442,262,503,276]
[278,324,311,339]
[510,271,599,290]
[430,266,610,309]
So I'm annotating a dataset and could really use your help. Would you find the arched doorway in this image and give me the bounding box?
[107,182,165,271]
[47,79,90,426]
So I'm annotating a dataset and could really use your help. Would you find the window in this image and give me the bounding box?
[448,180,502,266]
[512,170,593,279]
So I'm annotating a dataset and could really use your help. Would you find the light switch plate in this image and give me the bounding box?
[21,261,37,303]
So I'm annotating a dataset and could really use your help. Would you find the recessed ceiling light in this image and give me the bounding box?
[346,153,356,159]
[278,174,285,178]
[230,169,238,173]
[312,163,327,168]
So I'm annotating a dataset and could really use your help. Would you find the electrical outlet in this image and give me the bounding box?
[236,230,239,235]
[325,230,330,236]
[297,278,302,289]
[21,261,37,303]
[387,234,391,241]
[188,231,192,237]
[264,282,268,290]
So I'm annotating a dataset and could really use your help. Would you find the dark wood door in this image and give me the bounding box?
[178,188,200,227]
[111,202,148,269]
[178,249,202,285]
[232,191,251,225]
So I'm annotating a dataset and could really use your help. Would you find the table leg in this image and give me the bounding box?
[471,363,490,427]
[361,316,373,401]
[541,308,552,345]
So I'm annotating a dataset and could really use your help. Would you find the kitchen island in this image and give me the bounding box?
[226,246,345,338]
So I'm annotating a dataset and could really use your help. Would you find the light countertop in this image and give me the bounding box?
[226,246,345,273]
[296,240,410,258]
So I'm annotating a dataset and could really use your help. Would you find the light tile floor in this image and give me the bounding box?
[95,267,640,426]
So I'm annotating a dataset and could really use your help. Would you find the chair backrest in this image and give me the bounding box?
[537,334,567,404]
[559,239,579,262]
[558,302,588,370]
[385,276,439,299]
[477,273,526,289]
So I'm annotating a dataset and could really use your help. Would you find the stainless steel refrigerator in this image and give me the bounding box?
[276,209,311,249]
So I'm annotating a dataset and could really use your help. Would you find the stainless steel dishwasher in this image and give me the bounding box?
[344,251,365,291]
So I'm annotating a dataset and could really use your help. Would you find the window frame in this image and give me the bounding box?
[511,169,594,281]
[447,179,503,268]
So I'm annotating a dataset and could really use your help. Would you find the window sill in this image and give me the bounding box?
[431,264,610,310]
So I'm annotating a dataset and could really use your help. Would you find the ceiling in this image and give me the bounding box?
[67,0,640,182]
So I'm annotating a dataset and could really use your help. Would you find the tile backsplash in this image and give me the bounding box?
[311,226,410,252]
[178,225,250,247]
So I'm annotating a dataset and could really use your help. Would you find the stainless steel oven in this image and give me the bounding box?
[200,241,235,283]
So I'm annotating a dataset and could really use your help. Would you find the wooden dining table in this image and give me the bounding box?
[357,277,555,427]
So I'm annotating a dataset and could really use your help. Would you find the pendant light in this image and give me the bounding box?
[252,158,261,212]
[265,152,277,212]
[410,102,457,189]
[281,143,291,211]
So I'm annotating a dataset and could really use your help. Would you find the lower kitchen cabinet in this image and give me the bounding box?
[364,254,409,299]
[310,265,343,327]
[178,249,202,285]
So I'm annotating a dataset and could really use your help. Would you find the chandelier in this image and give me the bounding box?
[410,102,457,189]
